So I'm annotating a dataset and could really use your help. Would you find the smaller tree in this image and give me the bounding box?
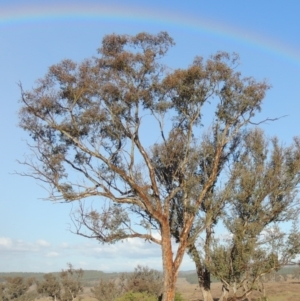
[36,273,61,301]
[206,129,300,300]
[37,264,83,301]
[0,276,35,301]
[60,264,84,301]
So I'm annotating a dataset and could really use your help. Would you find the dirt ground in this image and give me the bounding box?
[175,277,300,301]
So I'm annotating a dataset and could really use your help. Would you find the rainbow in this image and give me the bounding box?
[1,3,299,66]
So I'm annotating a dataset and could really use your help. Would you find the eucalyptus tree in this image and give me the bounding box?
[19,31,270,301]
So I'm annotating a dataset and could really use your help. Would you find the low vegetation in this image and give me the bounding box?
[92,265,163,301]
[36,263,83,301]
[0,276,36,301]
[0,265,178,301]
[1,264,300,300]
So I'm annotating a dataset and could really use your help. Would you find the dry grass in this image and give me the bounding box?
[176,278,300,301]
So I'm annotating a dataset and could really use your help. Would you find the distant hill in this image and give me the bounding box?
[0,266,297,286]
[180,266,298,285]
[0,270,195,283]
[0,270,120,283]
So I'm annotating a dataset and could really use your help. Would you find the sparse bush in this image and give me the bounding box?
[0,276,35,301]
[92,265,162,301]
[125,265,162,298]
[114,291,157,301]
[91,278,124,301]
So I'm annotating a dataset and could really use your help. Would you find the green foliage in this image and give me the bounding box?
[203,129,300,297]
[174,292,186,301]
[114,291,157,301]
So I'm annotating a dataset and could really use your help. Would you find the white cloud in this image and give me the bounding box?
[0,237,34,252]
[0,237,12,247]
[0,236,195,273]
[37,239,51,247]
[0,237,52,253]
[74,238,162,260]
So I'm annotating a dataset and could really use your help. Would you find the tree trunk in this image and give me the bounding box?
[187,224,214,301]
[188,243,214,301]
[218,284,229,301]
[161,263,176,301]
[201,288,214,301]
[199,268,214,301]
[160,218,189,301]
[161,224,177,301]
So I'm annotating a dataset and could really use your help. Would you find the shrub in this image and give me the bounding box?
[174,292,186,301]
[124,265,162,297]
[92,265,162,301]
[114,291,157,301]
[92,278,124,301]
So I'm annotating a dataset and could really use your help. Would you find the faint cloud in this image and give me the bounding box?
[46,251,59,257]
[78,261,88,267]
[74,238,161,260]
[60,242,70,249]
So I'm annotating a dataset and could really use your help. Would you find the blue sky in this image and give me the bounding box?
[0,0,300,273]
